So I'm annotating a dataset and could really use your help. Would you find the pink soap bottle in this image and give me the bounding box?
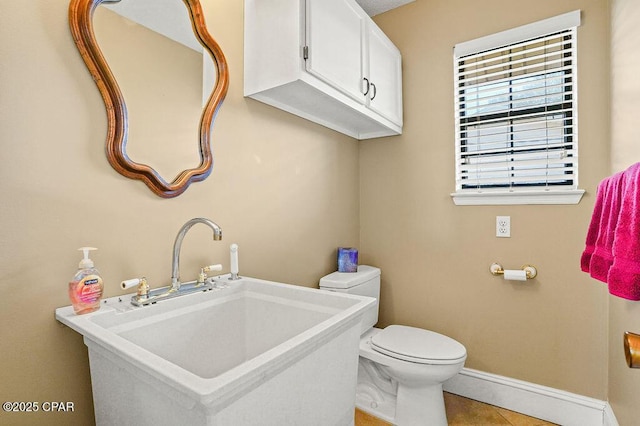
[68,247,104,315]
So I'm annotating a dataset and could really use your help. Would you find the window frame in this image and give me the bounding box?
[451,11,585,206]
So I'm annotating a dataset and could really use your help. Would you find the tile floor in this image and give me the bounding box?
[354,392,558,426]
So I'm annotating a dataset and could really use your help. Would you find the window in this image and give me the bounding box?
[452,11,584,205]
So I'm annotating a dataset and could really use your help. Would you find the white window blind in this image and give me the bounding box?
[452,11,584,205]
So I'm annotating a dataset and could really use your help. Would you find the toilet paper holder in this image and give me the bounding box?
[490,263,537,279]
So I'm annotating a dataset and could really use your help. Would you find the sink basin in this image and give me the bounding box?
[56,275,374,426]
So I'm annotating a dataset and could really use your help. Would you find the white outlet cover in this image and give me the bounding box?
[496,216,511,238]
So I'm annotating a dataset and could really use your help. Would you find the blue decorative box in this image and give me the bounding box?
[338,247,358,273]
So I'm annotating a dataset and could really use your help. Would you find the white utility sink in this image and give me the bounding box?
[56,275,375,426]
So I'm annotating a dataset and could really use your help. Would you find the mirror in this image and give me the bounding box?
[94,3,204,182]
[69,0,229,198]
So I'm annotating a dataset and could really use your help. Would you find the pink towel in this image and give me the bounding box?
[608,163,640,300]
[587,172,624,282]
[581,178,609,273]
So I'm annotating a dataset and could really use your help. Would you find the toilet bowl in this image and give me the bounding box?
[359,327,466,425]
[319,266,466,426]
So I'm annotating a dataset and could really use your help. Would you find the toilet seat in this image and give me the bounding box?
[371,325,467,365]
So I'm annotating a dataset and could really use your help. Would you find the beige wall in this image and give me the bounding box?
[365,0,611,399]
[608,0,640,423]
[0,1,358,425]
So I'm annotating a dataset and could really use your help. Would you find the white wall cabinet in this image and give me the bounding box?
[366,22,403,126]
[244,0,403,140]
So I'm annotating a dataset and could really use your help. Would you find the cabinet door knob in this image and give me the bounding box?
[363,77,370,96]
[370,83,377,101]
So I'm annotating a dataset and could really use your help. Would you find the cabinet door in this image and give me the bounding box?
[367,22,403,126]
[305,0,366,103]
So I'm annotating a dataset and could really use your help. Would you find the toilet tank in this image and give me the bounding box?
[319,265,380,333]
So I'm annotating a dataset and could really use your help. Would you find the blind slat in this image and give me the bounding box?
[457,177,576,188]
[458,169,577,181]
[459,151,578,167]
[458,59,574,88]
[457,36,572,69]
[456,80,572,105]
[458,91,575,117]
[457,107,575,129]
[458,45,575,80]
[460,121,575,142]
[460,147,576,161]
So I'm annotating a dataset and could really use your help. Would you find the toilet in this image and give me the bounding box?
[319,265,466,426]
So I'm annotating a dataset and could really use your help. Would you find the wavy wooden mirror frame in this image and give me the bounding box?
[68,0,229,198]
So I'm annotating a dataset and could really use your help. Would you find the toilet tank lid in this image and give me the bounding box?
[319,265,380,289]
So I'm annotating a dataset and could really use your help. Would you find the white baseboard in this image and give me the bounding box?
[443,368,618,426]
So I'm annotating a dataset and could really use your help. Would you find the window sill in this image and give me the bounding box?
[451,189,585,206]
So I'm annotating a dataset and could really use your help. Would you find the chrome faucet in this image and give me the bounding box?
[124,218,223,307]
[171,218,223,290]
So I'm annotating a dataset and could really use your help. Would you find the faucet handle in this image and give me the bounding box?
[203,264,223,273]
[121,277,149,299]
[197,264,224,286]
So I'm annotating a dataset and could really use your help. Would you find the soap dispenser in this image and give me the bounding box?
[68,247,104,315]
